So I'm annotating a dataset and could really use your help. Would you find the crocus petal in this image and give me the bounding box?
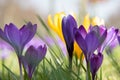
[25,46,38,64]
[0,29,8,42]
[99,27,117,52]
[74,28,87,56]
[90,53,103,78]
[62,15,77,46]
[105,27,118,46]
[85,31,99,55]
[117,35,120,44]
[99,25,106,35]
[37,45,47,61]
[78,25,87,38]
[4,23,20,48]
[20,22,37,47]
[98,29,107,47]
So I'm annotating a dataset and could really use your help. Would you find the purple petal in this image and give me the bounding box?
[78,25,87,38]
[62,15,77,46]
[25,46,38,62]
[4,23,20,47]
[99,27,117,52]
[0,28,8,42]
[106,27,118,46]
[85,31,99,55]
[20,22,37,46]
[99,29,107,46]
[74,29,87,56]
[109,38,119,52]
[37,45,47,61]
[117,35,120,44]
[99,25,106,35]
[90,53,103,77]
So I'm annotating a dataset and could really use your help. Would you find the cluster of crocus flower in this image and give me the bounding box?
[47,12,106,70]
[47,12,105,60]
[61,14,119,80]
[0,22,47,80]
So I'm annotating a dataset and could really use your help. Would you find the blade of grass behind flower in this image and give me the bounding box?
[100,67,102,80]
[108,54,120,75]
[36,15,51,33]
[2,64,17,80]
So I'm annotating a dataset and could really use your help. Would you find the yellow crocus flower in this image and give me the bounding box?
[91,16,105,26]
[83,14,105,31]
[48,12,65,41]
[83,14,90,31]
[47,12,83,59]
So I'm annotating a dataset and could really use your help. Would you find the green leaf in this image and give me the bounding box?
[2,64,17,80]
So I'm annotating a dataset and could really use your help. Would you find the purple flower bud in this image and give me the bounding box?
[21,45,47,78]
[62,15,77,60]
[90,53,103,80]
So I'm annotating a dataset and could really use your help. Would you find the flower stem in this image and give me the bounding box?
[86,60,91,80]
[18,57,23,80]
[69,57,72,70]
[92,74,95,80]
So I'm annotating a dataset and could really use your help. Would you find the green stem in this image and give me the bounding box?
[69,57,72,71]
[86,60,91,80]
[2,59,5,80]
[77,60,81,80]
[18,57,23,80]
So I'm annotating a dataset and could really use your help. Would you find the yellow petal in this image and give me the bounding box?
[57,12,65,41]
[47,14,58,33]
[74,41,84,59]
[91,16,105,26]
[83,14,90,31]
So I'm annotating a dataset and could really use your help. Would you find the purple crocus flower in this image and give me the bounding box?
[21,45,47,79]
[0,22,37,57]
[90,53,103,80]
[62,15,77,68]
[98,26,119,52]
[74,25,107,60]
[0,22,37,79]
[74,25,107,80]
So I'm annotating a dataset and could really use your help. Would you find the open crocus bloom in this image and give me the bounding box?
[0,22,37,57]
[74,25,107,80]
[21,45,47,79]
[74,25,107,60]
